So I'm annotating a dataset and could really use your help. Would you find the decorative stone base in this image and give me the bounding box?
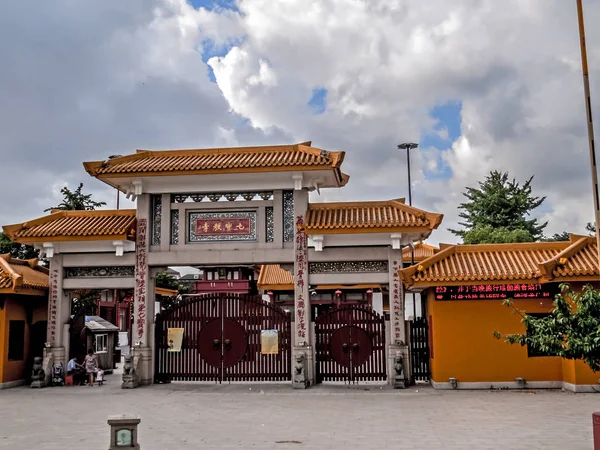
[121,375,138,389]
[30,380,45,389]
[0,379,25,390]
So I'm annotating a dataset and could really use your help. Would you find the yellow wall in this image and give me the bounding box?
[427,290,597,385]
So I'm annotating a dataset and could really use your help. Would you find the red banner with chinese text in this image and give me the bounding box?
[195,218,251,236]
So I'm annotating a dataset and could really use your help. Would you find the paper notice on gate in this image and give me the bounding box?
[167,328,184,352]
[261,329,278,355]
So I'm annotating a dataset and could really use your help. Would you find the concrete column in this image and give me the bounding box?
[131,194,154,386]
[387,247,409,386]
[46,254,69,367]
[292,188,313,386]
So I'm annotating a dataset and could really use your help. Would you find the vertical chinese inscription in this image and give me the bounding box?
[265,207,274,242]
[295,215,308,342]
[283,191,294,242]
[391,260,403,342]
[48,268,59,343]
[135,218,148,341]
[170,210,179,245]
[151,195,162,246]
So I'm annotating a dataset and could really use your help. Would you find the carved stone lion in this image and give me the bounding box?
[31,357,45,388]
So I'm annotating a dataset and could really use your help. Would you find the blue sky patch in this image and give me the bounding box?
[420,100,463,180]
[308,88,328,114]
[189,0,238,11]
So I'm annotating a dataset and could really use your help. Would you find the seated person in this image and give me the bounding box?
[66,356,86,385]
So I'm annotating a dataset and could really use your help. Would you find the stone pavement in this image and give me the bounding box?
[0,374,598,449]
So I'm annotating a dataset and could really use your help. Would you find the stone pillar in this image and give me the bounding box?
[292,188,313,387]
[387,247,409,386]
[45,255,69,369]
[130,194,154,387]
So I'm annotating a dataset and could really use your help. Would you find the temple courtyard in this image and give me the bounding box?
[0,374,597,449]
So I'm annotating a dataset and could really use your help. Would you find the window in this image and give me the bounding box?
[206,271,213,281]
[8,320,25,361]
[95,334,108,353]
[233,271,240,280]
[526,313,556,357]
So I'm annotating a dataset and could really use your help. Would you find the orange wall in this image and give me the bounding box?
[0,301,5,383]
[2,297,31,384]
[428,291,563,383]
[427,289,599,385]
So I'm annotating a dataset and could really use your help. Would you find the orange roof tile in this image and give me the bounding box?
[399,235,600,288]
[399,241,571,287]
[3,210,137,243]
[304,199,443,235]
[0,254,48,295]
[155,287,179,297]
[257,265,294,291]
[83,142,348,185]
[539,234,599,279]
[402,242,439,262]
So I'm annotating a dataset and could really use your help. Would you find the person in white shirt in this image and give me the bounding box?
[66,357,85,385]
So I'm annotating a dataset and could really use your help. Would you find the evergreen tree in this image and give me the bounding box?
[45,183,106,212]
[0,232,39,260]
[449,171,547,244]
[542,231,571,242]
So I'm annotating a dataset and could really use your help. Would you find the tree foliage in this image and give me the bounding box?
[542,231,571,242]
[462,225,534,244]
[449,171,547,244]
[493,283,600,372]
[155,272,189,310]
[45,182,106,212]
[71,290,100,317]
[0,232,40,260]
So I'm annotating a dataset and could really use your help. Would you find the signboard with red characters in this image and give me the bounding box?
[195,218,251,236]
[434,283,560,301]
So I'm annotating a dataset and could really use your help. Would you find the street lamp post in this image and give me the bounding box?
[398,142,419,319]
[397,143,418,206]
[576,0,600,270]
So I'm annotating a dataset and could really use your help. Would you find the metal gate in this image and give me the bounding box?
[410,317,430,381]
[155,293,291,383]
[315,305,386,383]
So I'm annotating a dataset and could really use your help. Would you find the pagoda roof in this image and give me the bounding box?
[0,254,48,296]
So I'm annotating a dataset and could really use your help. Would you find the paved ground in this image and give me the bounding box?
[0,373,598,450]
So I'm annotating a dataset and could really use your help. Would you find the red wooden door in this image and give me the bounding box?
[221,318,247,368]
[197,319,222,368]
[330,326,352,368]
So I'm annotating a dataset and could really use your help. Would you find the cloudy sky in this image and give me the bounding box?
[2,0,600,245]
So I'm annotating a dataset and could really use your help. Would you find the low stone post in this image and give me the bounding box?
[108,414,141,449]
[593,412,600,450]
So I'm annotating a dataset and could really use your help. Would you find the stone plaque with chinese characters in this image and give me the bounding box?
[188,212,257,242]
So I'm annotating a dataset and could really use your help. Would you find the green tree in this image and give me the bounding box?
[463,225,534,244]
[449,171,547,244]
[155,272,189,310]
[542,231,571,242]
[71,290,100,316]
[493,284,600,372]
[587,222,596,234]
[45,182,106,212]
[0,232,39,260]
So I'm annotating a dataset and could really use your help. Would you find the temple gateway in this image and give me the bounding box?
[4,142,441,387]
[4,142,599,391]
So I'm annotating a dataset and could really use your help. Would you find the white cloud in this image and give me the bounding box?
[2,0,600,247]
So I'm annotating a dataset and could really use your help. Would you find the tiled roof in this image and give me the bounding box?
[83,142,348,184]
[155,287,179,297]
[3,210,136,243]
[0,254,49,295]
[257,265,294,290]
[539,235,599,279]
[402,242,439,262]
[399,235,600,287]
[304,199,443,234]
